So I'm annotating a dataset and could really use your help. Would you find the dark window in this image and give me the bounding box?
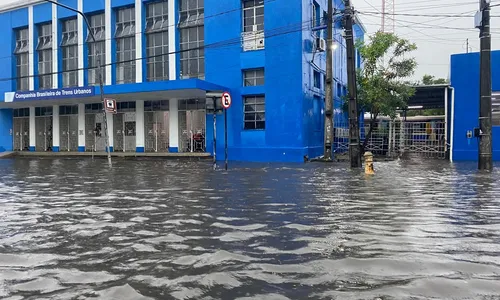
[115,7,136,84]
[61,18,78,87]
[87,13,106,85]
[37,23,53,90]
[85,103,104,113]
[179,0,204,79]
[35,106,53,117]
[244,95,265,130]
[243,68,264,86]
[14,28,29,91]
[243,0,264,32]
[313,70,321,89]
[59,105,78,115]
[13,108,30,118]
[146,1,169,81]
[145,100,170,111]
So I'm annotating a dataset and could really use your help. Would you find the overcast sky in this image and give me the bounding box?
[3,0,495,81]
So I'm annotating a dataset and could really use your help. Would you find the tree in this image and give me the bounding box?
[421,74,448,85]
[346,31,417,152]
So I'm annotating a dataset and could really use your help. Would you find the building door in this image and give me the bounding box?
[179,108,206,152]
[124,112,136,152]
[145,111,169,152]
[35,116,52,151]
[60,115,78,151]
[13,117,29,151]
[85,113,106,152]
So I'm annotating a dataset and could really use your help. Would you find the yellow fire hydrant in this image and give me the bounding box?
[364,152,375,175]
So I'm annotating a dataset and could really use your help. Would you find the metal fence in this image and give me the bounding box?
[333,117,447,159]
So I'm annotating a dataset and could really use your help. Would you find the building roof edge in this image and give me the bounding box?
[0,0,45,13]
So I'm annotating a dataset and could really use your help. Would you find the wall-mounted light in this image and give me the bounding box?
[331,43,338,50]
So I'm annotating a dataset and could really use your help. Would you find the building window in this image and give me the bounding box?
[146,1,169,82]
[243,68,264,86]
[244,95,265,130]
[35,106,53,116]
[243,0,264,32]
[61,18,78,87]
[312,1,320,29]
[37,24,53,90]
[13,108,30,117]
[59,105,78,115]
[14,28,29,91]
[85,103,103,113]
[179,0,204,79]
[313,70,321,89]
[115,7,136,84]
[87,13,106,86]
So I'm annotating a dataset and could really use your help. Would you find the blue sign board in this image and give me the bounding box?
[5,87,96,102]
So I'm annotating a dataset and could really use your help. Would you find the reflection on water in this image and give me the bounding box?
[0,157,500,299]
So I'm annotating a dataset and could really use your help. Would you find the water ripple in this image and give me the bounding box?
[0,158,499,299]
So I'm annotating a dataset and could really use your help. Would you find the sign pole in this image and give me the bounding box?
[212,97,217,171]
[224,108,228,171]
[221,91,232,171]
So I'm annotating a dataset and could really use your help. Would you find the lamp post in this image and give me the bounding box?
[42,0,112,166]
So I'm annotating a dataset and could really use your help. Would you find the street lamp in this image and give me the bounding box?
[41,0,112,166]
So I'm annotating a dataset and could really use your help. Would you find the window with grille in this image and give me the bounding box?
[37,24,53,90]
[313,70,320,89]
[243,0,264,33]
[244,95,265,130]
[87,13,106,86]
[243,68,264,86]
[61,18,78,87]
[178,0,204,79]
[115,7,136,84]
[14,28,29,91]
[146,1,169,81]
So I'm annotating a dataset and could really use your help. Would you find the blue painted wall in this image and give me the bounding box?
[0,0,365,162]
[0,109,13,152]
[450,50,500,161]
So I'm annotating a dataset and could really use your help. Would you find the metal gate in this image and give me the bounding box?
[35,116,52,151]
[85,113,106,151]
[114,112,136,152]
[60,115,78,151]
[145,111,169,152]
[13,117,29,151]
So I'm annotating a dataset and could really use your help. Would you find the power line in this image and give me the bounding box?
[358,10,500,18]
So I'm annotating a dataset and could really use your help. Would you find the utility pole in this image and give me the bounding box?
[42,0,112,166]
[477,0,492,170]
[323,0,334,161]
[344,0,361,168]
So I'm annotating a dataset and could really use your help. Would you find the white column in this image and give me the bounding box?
[106,112,114,151]
[77,0,84,87]
[136,100,145,151]
[52,3,59,88]
[450,88,455,162]
[52,105,60,151]
[28,6,34,90]
[169,99,178,151]
[105,0,112,85]
[444,87,448,152]
[135,0,143,83]
[78,103,85,151]
[29,107,36,150]
[168,0,176,80]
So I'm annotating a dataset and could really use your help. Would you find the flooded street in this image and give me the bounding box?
[1,157,500,300]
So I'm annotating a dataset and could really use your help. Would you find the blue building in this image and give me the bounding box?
[0,0,365,162]
[450,50,500,162]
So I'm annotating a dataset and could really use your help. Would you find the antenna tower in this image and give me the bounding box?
[381,0,395,33]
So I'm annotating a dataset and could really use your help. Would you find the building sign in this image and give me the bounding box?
[4,86,96,103]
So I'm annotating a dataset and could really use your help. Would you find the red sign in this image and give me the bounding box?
[221,92,231,109]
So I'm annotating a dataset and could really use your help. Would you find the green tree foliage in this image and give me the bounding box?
[348,31,418,151]
[421,74,448,85]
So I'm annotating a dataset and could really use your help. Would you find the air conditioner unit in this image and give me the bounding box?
[317,37,326,52]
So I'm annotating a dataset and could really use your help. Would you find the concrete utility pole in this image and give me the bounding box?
[323,0,334,161]
[42,0,112,166]
[478,0,492,170]
[344,0,361,168]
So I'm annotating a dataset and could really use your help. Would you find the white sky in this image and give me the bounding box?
[3,0,494,81]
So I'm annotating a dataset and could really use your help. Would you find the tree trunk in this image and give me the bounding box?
[361,113,379,154]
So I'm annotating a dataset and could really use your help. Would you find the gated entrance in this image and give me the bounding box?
[59,105,78,151]
[35,107,53,151]
[114,102,136,152]
[85,103,106,152]
[13,108,30,151]
[178,99,206,153]
[145,100,169,152]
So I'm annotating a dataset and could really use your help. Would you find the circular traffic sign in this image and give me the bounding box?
[221,92,232,109]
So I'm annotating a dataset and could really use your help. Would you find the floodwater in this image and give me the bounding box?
[0,157,500,300]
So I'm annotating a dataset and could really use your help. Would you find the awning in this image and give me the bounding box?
[0,79,229,108]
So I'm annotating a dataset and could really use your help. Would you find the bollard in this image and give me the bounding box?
[364,151,375,175]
